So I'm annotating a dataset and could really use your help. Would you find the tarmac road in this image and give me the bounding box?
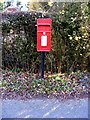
[1,97,89,119]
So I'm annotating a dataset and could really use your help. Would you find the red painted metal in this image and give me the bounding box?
[37,18,52,52]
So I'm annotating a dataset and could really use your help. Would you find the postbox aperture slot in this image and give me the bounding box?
[38,24,51,26]
[37,25,51,32]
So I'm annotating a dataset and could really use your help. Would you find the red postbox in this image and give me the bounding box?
[37,18,52,52]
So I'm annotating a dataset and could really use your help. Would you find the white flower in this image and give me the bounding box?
[79,37,81,39]
[75,36,78,41]
[10,29,13,34]
[86,45,89,48]
[48,2,53,6]
[80,54,82,56]
[84,16,88,19]
[81,27,85,30]
[69,36,72,40]
[83,46,85,49]
[61,10,65,14]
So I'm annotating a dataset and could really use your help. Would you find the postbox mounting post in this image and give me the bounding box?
[41,52,45,79]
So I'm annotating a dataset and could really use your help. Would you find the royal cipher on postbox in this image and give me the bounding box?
[37,18,52,52]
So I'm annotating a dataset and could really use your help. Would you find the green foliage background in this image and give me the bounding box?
[2,2,90,74]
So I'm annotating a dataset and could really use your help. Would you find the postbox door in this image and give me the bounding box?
[37,32,51,51]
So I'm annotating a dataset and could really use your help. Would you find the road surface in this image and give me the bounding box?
[1,97,89,118]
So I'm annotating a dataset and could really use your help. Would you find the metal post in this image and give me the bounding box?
[41,52,45,79]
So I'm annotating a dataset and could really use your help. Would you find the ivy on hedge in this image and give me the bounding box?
[2,12,45,72]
